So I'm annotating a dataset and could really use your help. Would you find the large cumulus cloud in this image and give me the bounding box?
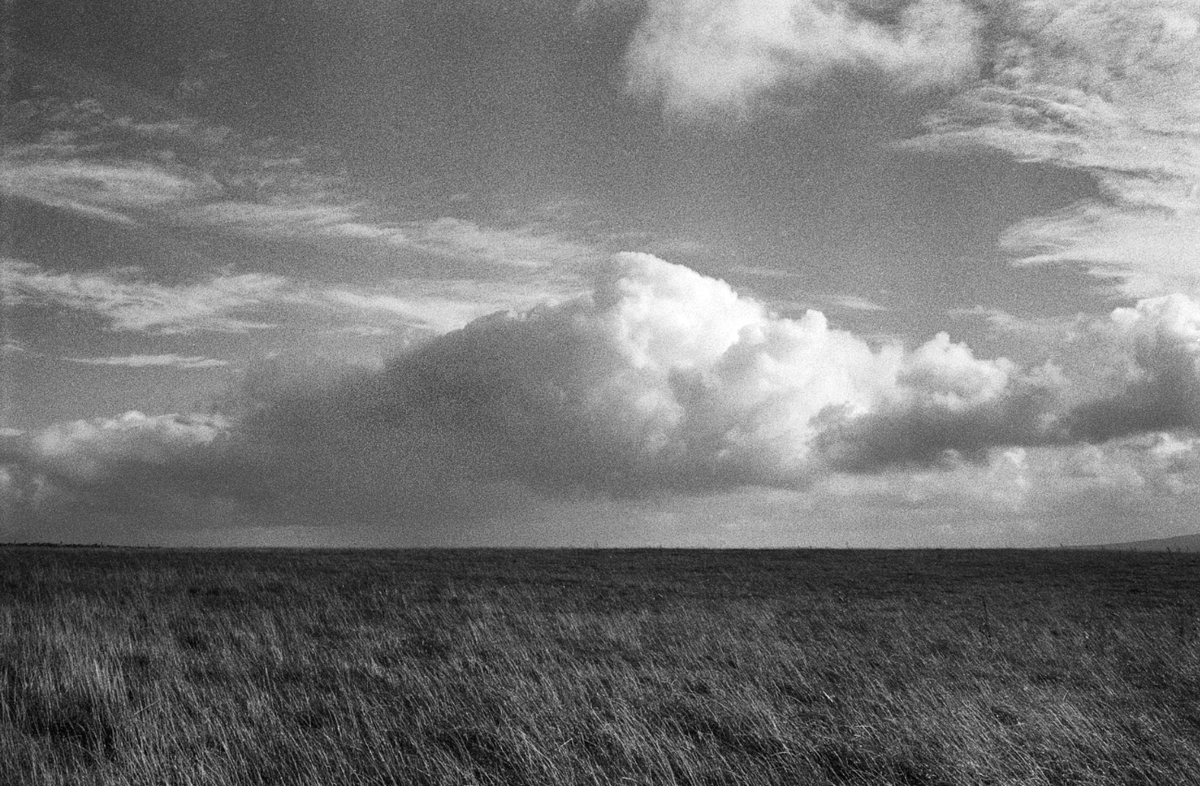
[246,253,1045,495]
[6,254,1200,543]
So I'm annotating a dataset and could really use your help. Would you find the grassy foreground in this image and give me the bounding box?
[1,547,1199,785]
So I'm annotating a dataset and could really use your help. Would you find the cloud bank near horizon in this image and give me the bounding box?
[4,254,1200,543]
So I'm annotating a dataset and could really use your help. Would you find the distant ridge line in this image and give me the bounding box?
[1086,533,1200,552]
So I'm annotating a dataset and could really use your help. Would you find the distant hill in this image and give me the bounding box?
[1091,533,1200,552]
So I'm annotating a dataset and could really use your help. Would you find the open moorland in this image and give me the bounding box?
[2,547,1199,785]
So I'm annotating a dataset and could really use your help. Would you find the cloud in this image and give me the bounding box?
[813,336,1064,472]
[64,354,230,369]
[621,0,1200,296]
[245,255,1200,500]
[2,259,283,334]
[6,255,1034,539]
[831,294,888,312]
[918,1,1200,164]
[0,412,264,539]
[5,91,346,204]
[5,83,606,337]
[907,0,1200,295]
[403,217,601,270]
[809,431,1200,546]
[2,337,27,355]
[625,0,980,117]
[949,292,1200,442]
[247,253,1056,496]
[3,90,366,245]
[0,144,400,245]
[318,288,516,336]
[1062,293,1200,440]
[3,138,602,279]
[182,202,410,243]
[8,255,1200,544]
[3,258,542,339]
[1000,201,1200,296]
[30,411,230,479]
[0,155,212,225]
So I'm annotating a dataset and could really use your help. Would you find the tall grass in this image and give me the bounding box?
[2,547,1198,784]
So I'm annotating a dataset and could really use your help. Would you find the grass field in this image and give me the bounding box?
[2,547,1199,785]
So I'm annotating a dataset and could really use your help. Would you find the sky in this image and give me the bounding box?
[2,0,1200,547]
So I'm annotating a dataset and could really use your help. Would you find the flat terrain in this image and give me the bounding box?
[2,547,1199,785]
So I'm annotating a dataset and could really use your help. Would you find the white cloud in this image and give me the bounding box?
[251,253,1049,494]
[625,0,980,117]
[32,411,231,481]
[1061,292,1200,440]
[5,125,601,279]
[3,255,586,345]
[9,256,1200,545]
[320,289,507,336]
[183,202,409,243]
[915,1,1200,172]
[65,354,230,369]
[622,1,1200,296]
[908,0,1200,295]
[403,216,601,270]
[831,294,888,312]
[1000,201,1200,296]
[1,337,26,355]
[0,410,266,540]
[806,431,1200,546]
[2,259,283,334]
[0,154,214,224]
[314,255,1200,490]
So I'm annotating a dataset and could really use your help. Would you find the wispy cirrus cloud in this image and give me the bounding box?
[2,257,586,342]
[64,354,230,369]
[5,90,607,282]
[4,91,344,209]
[906,0,1200,296]
[2,147,606,279]
[182,201,409,244]
[3,92,386,247]
[0,155,213,225]
[1,337,27,355]
[2,259,283,334]
[830,294,888,313]
[403,217,601,270]
[999,200,1200,297]
[3,83,620,335]
[0,138,399,247]
[2,103,609,331]
[319,288,519,337]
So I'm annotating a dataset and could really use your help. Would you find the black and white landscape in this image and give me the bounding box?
[3,3,1200,782]
[4,0,1200,549]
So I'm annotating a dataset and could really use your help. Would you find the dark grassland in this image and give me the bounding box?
[2,548,1199,785]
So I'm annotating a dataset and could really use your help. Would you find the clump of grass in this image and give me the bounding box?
[1,547,1199,785]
